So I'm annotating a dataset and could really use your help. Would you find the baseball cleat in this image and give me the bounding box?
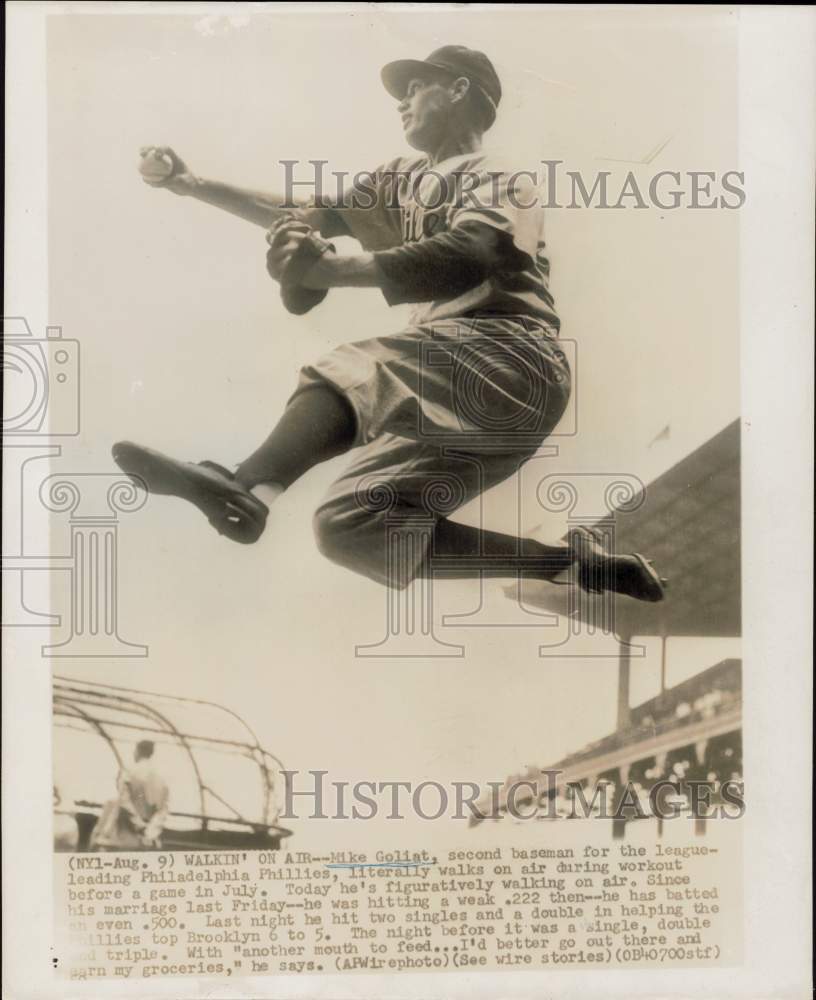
[567,525,667,603]
[112,441,268,544]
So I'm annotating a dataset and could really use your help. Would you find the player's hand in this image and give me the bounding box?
[139,145,197,195]
[265,220,312,282]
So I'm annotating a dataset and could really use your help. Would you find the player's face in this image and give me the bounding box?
[398,76,456,152]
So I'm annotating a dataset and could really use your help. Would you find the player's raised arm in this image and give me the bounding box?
[138,145,307,228]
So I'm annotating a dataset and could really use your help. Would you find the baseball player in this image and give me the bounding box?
[115,46,665,601]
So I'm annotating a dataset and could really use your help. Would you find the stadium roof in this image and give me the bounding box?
[610,419,741,638]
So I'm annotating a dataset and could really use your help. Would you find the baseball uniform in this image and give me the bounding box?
[288,152,571,587]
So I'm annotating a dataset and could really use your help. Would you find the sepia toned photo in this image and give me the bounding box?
[3,4,813,999]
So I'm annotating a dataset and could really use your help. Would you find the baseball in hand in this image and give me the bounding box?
[139,149,174,182]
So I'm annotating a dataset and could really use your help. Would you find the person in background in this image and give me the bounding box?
[90,740,170,850]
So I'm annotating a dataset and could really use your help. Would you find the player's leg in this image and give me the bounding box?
[314,440,664,600]
[423,519,665,600]
[422,517,573,579]
[234,385,356,490]
[111,316,551,545]
[112,384,357,543]
[313,438,574,586]
[304,318,664,598]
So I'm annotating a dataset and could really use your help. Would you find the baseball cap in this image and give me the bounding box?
[381,45,502,127]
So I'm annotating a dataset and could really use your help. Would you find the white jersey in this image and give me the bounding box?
[310,152,560,329]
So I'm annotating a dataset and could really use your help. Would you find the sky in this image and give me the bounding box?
[45,6,741,848]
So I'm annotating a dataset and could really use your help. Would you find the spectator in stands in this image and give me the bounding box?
[90,741,170,850]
